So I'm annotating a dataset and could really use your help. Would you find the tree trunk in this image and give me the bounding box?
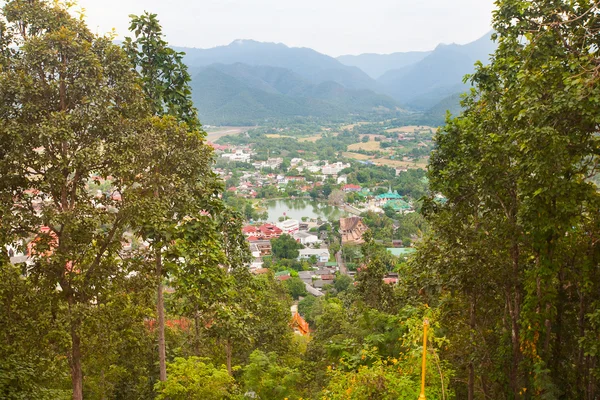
[157,248,167,381]
[194,305,200,356]
[468,294,475,400]
[225,339,233,376]
[69,300,83,400]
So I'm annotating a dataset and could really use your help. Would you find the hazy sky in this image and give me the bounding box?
[77,0,496,57]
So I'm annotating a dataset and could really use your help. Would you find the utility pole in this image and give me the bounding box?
[418,318,429,400]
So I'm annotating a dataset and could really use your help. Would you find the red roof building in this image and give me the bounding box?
[342,184,362,193]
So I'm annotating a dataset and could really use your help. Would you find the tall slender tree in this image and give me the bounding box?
[123,12,213,381]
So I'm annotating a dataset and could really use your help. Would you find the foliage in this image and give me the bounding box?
[415,1,600,397]
[271,234,304,260]
[242,350,301,400]
[285,276,308,300]
[154,357,239,400]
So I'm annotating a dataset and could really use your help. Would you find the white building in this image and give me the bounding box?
[222,150,251,163]
[322,162,350,175]
[293,231,321,246]
[337,175,348,184]
[298,248,330,263]
[277,219,300,235]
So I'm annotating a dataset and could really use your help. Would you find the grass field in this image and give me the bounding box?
[206,127,252,141]
[348,140,381,151]
[372,158,429,169]
[342,152,372,160]
[298,135,322,142]
[265,134,294,139]
[385,125,436,134]
[341,122,370,131]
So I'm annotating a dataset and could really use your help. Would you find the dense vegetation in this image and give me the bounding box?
[2,1,600,400]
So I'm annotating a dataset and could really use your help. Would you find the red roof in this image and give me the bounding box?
[242,226,258,233]
[343,184,361,191]
[227,186,237,191]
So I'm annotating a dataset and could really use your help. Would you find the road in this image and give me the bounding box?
[336,250,348,275]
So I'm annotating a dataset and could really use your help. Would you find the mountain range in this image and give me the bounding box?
[178,32,495,125]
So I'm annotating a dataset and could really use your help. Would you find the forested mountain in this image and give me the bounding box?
[190,63,398,125]
[337,50,431,79]
[181,34,495,123]
[377,31,496,110]
[178,39,377,90]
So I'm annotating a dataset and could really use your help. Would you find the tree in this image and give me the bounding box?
[418,2,600,397]
[333,274,353,293]
[0,2,153,398]
[271,234,303,260]
[154,357,238,400]
[124,12,217,382]
[242,350,301,400]
[285,276,308,300]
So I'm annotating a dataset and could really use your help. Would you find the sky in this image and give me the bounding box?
[77,0,496,57]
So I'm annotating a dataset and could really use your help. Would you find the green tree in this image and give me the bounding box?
[271,234,303,260]
[154,357,238,400]
[285,276,308,300]
[124,12,219,382]
[242,350,301,400]
[0,2,153,398]
[418,2,600,397]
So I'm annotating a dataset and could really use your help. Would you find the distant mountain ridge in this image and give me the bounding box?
[337,51,431,79]
[375,32,496,110]
[177,32,496,124]
[190,63,398,125]
[177,39,378,91]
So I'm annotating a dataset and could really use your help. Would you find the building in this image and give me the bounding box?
[293,231,321,246]
[242,225,259,238]
[277,219,300,235]
[322,162,350,175]
[258,224,283,239]
[337,175,348,184]
[298,248,330,263]
[342,184,362,193]
[340,216,368,244]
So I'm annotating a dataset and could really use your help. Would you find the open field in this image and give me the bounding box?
[298,135,322,142]
[385,125,437,134]
[348,140,382,151]
[206,127,252,141]
[342,152,372,160]
[341,122,370,131]
[372,158,429,169]
[265,134,294,139]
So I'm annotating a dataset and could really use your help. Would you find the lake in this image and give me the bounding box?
[262,198,347,223]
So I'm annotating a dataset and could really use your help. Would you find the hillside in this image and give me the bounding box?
[191,64,399,125]
[337,50,431,79]
[178,39,378,91]
[377,32,496,110]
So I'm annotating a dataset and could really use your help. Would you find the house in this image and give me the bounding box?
[321,162,350,175]
[242,225,259,238]
[298,248,330,263]
[293,231,321,246]
[342,184,362,193]
[277,219,300,235]
[258,224,282,239]
[337,175,348,184]
[340,216,368,244]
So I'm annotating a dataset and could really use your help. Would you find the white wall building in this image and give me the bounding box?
[298,248,330,263]
[277,219,300,235]
[293,231,321,246]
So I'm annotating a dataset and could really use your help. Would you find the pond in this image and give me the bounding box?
[261,198,347,223]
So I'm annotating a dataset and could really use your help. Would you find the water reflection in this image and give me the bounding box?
[264,199,347,223]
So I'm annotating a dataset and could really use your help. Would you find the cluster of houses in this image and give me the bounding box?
[243,220,327,270]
